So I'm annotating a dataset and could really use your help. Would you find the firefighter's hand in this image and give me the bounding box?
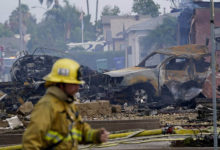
[100,128,109,143]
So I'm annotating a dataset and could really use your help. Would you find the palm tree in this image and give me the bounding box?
[167,0,181,9]
[38,0,57,8]
[9,4,36,34]
[39,0,90,16]
[45,0,81,40]
[86,0,89,15]
[95,0,99,24]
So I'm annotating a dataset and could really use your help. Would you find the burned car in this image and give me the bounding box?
[104,44,210,106]
[0,48,107,112]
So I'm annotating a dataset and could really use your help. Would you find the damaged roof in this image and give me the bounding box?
[154,44,209,58]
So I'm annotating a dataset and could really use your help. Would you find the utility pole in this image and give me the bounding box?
[82,18,84,43]
[80,11,84,43]
[210,0,218,149]
[86,0,90,15]
[19,0,24,51]
[95,0,99,25]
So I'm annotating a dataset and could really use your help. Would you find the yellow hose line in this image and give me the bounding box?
[109,131,133,139]
[92,143,119,148]
[109,128,208,139]
[138,129,163,137]
[174,129,203,135]
[109,129,163,139]
[0,128,210,150]
[121,137,186,144]
[0,145,22,150]
[108,134,169,145]
[89,137,186,148]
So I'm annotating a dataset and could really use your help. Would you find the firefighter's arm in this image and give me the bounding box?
[73,103,109,144]
[80,121,109,144]
[22,101,53,150]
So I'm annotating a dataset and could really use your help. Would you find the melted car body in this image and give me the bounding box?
[104,44,210,105]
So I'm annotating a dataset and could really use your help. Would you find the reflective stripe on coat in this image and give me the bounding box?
[22,86,101,150]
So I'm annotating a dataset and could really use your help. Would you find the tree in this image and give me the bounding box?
[45,0,80,40]
[28,0,96,50]
[0,23,13,38]
[140,16,177,55]
[167,0,180,9]
[86,0,90,15]
[132,0,160,17]
[38,0,59,8]
[9,4,36,34]
[101,5,121,16]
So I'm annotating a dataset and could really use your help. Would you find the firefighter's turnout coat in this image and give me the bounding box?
[22,86,102,150]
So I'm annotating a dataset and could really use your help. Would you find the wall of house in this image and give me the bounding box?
[113,39,126,51]
[190,8,220,65]
[127,30,147,67]
[102,16,150,52]
[110,17,149,39]
[103,24,111,42]
[191,8,220,46]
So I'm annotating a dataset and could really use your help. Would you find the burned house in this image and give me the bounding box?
[178,1,220,52]
[189,7,220,64]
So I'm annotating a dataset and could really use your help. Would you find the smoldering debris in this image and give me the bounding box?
[195,98,220,122]
[0,53,108,113]
[10,55,59,83]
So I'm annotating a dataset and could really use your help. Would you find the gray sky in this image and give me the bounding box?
[0,0,172,23]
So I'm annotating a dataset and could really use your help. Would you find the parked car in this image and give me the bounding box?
[104,44,210,106]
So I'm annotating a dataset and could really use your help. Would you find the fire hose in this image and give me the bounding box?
[0,127,210,150]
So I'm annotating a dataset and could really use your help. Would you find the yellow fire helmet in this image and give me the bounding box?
[43,58,85,85]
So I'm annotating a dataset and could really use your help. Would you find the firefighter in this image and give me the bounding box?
[22,58,109,150]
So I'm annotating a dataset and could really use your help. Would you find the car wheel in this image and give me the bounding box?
[126,83,155,105]
[133,88,149,104]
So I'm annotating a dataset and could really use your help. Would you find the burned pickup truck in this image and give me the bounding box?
[104,44,210,106]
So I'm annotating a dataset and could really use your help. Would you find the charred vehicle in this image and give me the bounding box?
[0,48,106,112]
[104,44,210,106]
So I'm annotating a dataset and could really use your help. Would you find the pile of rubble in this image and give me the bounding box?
[75,100,112,118]
[1,98,219,131]
[195,98,220,122]
[0,100,118,129]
